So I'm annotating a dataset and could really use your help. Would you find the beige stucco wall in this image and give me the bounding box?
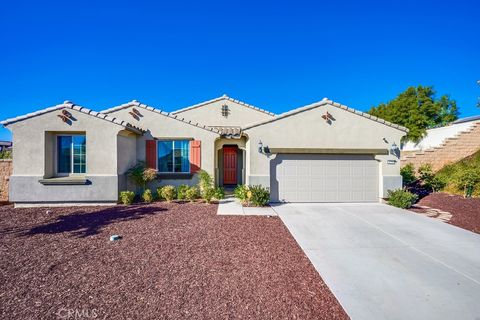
[107,106,219,187]
[244,103,406,198]
[5,109,137,204]
[117,130,138,174]
[8,109,128,176]
[173,98,274,127]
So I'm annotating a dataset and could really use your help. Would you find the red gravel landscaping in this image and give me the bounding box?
[410,193,480,234]
[0,202,347,320]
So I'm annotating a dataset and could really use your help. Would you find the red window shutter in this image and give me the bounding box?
[145,140,157,169]
[190,140,201,173]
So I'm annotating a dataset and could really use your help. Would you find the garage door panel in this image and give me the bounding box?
[297,166,310,176]
[284,166,298,176]
[325,191,338,202]
[272,154,379,203]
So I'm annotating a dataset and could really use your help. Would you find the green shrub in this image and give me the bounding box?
[127,162,145,188]
[429,176,446,193]
[198,170,213,195]
[387,189,418,209]
[143,168,157,184]
[417,163,444,192]
[400,163,416,186]
[0,150,11,159]
[454,168,480,198]
[418,163,434,182]
[161,185,176,202]
[435,150,480,197]
[127,161,157,192]
[202,187,216,203]
[119,191,135,205]
[234,185,249,201]
[177,184,190,200]
[185,186,200,202]
[248,185,270,206]
[142,189,154,203]
[213,187,225,200]
[199,186,225,203]
[234,185,270,206]
[156,187,164,200]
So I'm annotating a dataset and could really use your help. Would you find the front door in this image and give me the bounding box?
[223,146,237,185]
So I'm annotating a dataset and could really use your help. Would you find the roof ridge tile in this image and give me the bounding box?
[171,95,275,116]
[1,102,144,134]
[242,98,408,132]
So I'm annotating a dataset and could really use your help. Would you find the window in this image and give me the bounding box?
[221,104,229,117]
[158,140,190,173]
[57,135,86,174]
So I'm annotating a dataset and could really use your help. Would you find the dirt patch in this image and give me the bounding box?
[411,193,480,234]
[0,202,348,319]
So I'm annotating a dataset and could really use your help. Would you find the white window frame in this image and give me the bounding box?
[157,140,190,174]
[55,134,87,176]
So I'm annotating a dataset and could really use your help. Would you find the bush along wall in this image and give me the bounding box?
[234,185,270,207]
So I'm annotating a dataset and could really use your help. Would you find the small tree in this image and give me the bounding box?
[455,168,480,198]
[400,163,416,186]
[417,164,445,193]
[127,162,157,193]
[197,170,213,195]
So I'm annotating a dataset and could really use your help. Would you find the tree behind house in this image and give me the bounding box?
[368,86,458,142]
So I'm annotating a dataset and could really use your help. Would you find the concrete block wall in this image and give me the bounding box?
[0,160,13,202]
[401,122,480,171]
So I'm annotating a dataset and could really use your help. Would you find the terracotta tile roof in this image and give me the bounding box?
[171,95,276,117]
[1,101,144,134]
[210,126,242,138]
[101,101,220,134]
[242,98,409,132]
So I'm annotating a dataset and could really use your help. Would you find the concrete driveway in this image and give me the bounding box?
[272,203,480,320]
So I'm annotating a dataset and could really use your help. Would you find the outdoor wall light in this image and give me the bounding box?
[258,140,270,154]
[390,142,400,157]
[258,140,263,153]
[390,142,398,153]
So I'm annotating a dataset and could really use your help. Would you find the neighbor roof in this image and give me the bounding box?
[452,115,480,125]
[0,101,144,134]
[101,101,220,134]
[242,98,409,132]
[171,94,276,117]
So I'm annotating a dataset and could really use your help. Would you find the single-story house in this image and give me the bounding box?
[1,95,407,207]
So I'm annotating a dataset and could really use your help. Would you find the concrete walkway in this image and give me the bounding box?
[272,203,480,320]
[217,197,277,216]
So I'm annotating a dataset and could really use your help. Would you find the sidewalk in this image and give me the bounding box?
[217,196,277,216]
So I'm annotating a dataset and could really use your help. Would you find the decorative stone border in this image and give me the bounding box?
[411,205,452,222]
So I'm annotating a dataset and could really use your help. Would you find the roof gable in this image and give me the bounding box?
[171,95,275,116]
[101,101,220,134]
[242,98,408,132]
[1,101,144,134]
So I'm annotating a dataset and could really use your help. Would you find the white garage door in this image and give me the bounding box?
[271,154,379,202]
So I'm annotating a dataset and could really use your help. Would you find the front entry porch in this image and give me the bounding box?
[215,137,246,187]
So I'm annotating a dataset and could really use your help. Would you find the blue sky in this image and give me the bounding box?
[1,0,479,141]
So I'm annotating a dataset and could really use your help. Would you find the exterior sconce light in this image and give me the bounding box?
[258,140,270,154]
[390,142,400,158]
[390,142,397,153]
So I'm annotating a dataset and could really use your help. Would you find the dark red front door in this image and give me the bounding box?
[223,146,237,185]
